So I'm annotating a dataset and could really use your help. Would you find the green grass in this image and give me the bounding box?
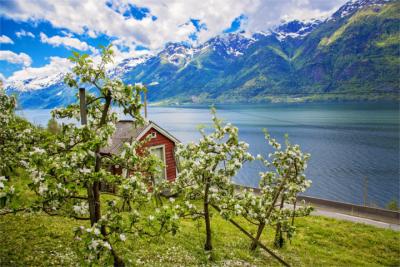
[319,2,399,47]
[1,170,399,266]
[376,34,400,48]
[0,210,399,266]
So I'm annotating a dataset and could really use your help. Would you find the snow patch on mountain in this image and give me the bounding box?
[201,33,255,57]
[157,42,195,66]
[273,19,322,41]
[331,0,391,19]
[6,72,66,92]
[110,56,150,78]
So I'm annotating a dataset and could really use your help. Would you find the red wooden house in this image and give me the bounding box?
[100,120,180,182]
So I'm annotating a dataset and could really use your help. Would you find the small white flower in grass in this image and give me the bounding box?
[94,228,100,236]
[119,234,126,241]
[88,239,99,250]
[79,167,91,174]
[33,147,46,154]
[20,160,29,168]
[38,183,48,195]
[9,186,15,194]
[103,242,112,250]
[148,215,155,221]
[169,197,175,203]
[0,182,4,189]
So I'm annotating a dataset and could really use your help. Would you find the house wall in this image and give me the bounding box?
[140,127,177,182]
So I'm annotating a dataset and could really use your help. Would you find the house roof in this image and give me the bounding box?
[100,120,180,155]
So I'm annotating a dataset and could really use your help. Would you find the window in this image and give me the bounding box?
[150,145,166,183]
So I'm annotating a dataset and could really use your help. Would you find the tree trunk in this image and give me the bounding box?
[274,196,285,248]
[87,186,96,226]
[203,177,212,251]
[250,178,287,250]
[94,95,112,235]
[291,197,297,226]
[80,89,124,266]
[112,249,125,267]
[250,222,265,250]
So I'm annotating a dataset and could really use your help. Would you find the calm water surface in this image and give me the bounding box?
[17,103,400,208]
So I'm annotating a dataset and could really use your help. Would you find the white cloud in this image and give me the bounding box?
[15,29,35,38]
[0,35,14,44]
[5,57,72,91]
[40,32,96,53]
[0,0,348,52]
[0,0,254,50]
[0,50,31,66]
[244,0,344,32]
[1,0,348,52]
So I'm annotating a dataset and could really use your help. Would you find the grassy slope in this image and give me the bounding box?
[0,211,399,266]
[1,169,398,266]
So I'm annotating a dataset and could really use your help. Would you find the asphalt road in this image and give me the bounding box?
[312,208,400,231]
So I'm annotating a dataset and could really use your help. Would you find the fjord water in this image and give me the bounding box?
[18,103,399,208]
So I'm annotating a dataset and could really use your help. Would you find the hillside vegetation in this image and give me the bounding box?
[122,1,400,104]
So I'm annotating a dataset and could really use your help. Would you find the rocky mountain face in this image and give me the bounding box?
[6,0,399,108]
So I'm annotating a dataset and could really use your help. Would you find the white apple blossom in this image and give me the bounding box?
[175,109,254,251]
[23,47,182,266]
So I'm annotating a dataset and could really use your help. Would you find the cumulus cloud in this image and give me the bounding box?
[40,32,96,53]
[0,0,348,51]
[5,56,72,91]
[0,35,14,44]
[15,29,35,38]
[244,0,345,32]
[0,50,31,66]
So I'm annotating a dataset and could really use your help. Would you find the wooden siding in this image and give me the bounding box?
[140,127,177,182]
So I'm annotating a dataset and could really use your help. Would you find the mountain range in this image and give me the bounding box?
[5,0,399,108]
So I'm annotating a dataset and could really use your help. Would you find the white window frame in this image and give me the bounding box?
[149,144,167,181]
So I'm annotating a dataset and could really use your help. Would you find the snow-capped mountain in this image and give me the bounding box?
[200,33,256,57]
[3,19,320,94]
[273,19,323,40]
[110,55,151,78]
[331,0,391,19]
[158,42,195,66]
[5,0,398,107]
[6,72,66,92]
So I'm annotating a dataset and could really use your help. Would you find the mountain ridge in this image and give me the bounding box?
[5,0,399,108]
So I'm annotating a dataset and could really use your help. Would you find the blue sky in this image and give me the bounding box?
[0,17,114,77]
[0,0,346,83]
